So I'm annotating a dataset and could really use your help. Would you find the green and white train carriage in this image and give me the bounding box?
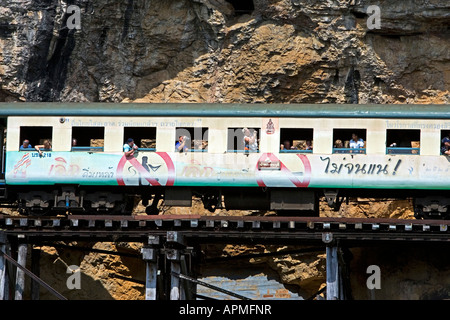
[0,103,449,218]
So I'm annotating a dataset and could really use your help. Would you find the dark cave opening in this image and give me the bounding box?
[226,0,254,15]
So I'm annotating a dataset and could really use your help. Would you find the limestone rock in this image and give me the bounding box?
[0,0,448,103]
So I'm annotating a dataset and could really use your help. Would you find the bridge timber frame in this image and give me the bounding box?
[1,214,450,300]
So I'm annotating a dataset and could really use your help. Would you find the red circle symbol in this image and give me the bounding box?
[256,153,311,188]
[116,152,175,186]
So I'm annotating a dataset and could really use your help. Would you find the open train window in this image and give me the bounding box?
[386,129,420,155]
[333,129,366,154]
[227,127,260,153]
[72,127,104,152]
[175,127,208,152]
[279,128,313,153]
[124,127,157,151]
[19,126,52,151]
[441,130,450,155]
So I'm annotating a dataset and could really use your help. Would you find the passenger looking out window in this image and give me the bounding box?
[123,138,138,157]
[175,136,189,153]
[332,129,365,154]
[35,140,52,156]
[243,127,258,152]
[442,137,450,156]
[333,140,346,153]
[279,128,313,153]
[349,133,364,149]
[280,140,293,150]
[334,140,343,148]
[20,139,32,150]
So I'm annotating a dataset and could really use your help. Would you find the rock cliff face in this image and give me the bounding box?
[1,0,449,103]
[1,0,449,300]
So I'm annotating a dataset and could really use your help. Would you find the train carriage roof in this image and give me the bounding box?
[0,103,449,119]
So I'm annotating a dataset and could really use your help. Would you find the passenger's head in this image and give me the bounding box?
[283,140,291,149]
[352,133,359,141]
[43,140,51,149]
[126,138,134,146]
[443,137,450,146]
[72,139,77,146]
[22,140,30,147]
[335,139,343,148]
[242,128,250,137]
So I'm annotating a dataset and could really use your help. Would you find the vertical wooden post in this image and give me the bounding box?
[145,261,158,300]
[3,243,11,300]
[166,248,182,300]
[144,236,161,300]
[326,246,339,300]
[0,233,6,300]
[180,254,192,300]
[14,242,28,300]
[30,248,40,300]
[142,246,158,300]
[165,232,186,301]
[179,255,186,301]
[170,260,181,300]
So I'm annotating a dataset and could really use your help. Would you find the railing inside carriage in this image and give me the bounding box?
[279,149,313,153]
[227,149,260,153]
[386,147,421,155]
[332,148,366,154]
[71,146,104,152]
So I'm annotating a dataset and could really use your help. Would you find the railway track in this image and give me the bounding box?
[1,214,450,244]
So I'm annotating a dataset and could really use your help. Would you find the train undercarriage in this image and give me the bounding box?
[1,185,449,220]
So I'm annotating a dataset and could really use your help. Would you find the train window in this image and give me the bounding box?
[175,127,208,152]
[124,127,157,151]
[441,130,450,155]
[72,127,104,152]
[227,127,260,153]
[386,129,420,155]
[19,126,52,151]
[333,129,366,154]
[279,128,313,153]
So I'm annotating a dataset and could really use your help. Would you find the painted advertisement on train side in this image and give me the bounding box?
[5,151,450,189]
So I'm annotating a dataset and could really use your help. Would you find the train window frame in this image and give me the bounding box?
[123,127,157,152]
[386,129,421,155]
[279,128,313,154]
[175,127,209,153]
[332,128,366,154]
[19,126,53,152]
[71,127,105,152]
[227,127,260,153]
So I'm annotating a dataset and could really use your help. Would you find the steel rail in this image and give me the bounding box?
[2,215,450,243]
